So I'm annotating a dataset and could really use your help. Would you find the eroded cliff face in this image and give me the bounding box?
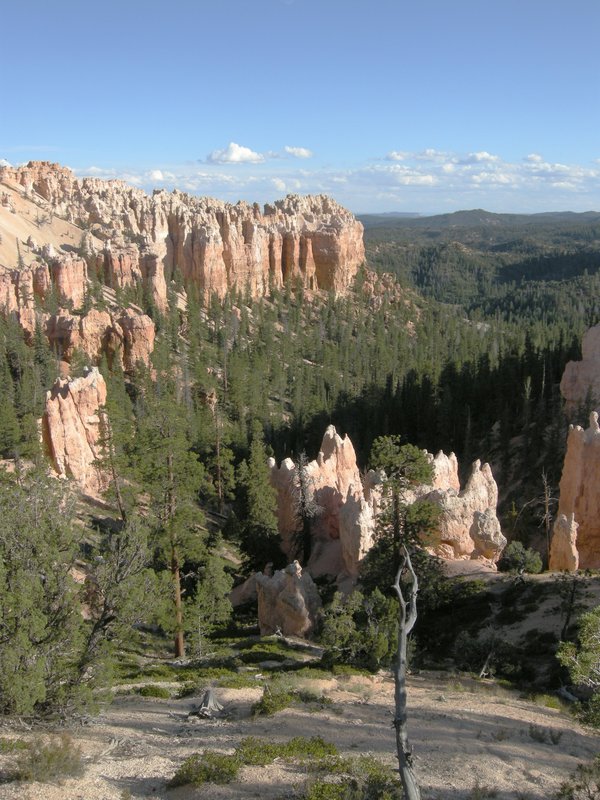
[269,427,505,586]
[42,368,108,495]
[549,412,600,570]
[0,161,365,307]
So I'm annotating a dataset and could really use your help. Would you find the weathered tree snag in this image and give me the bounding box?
[392,545,421,800]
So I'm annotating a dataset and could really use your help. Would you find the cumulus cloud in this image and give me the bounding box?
[284,146,313,159]
[207,142,265,164]
[0,158,12,167]
[73,146,600,213]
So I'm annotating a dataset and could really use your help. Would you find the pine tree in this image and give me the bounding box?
[133,363,210,658]
[237,421,280,571]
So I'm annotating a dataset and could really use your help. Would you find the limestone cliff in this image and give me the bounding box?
[1,161,365,309]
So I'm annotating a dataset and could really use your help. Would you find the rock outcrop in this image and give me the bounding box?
[269,426,370,582]
[549,513,579,572]
[44,307,154,372]
[1,162,365,310]
[411,455,506,561]
[269,427,505,586]
[42,368,108,494]
[549,412,600,570]
[255,561,322,637]
[560,323,600,416]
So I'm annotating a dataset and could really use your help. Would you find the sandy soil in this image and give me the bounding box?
[0,672,598,800]
[0,177,102,270]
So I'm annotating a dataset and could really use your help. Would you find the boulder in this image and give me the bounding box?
[255,561,322,637]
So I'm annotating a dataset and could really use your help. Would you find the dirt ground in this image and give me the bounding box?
[0,671,598,800]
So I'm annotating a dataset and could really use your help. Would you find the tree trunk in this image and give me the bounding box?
[392,546,421,800]
[172,545,185,658]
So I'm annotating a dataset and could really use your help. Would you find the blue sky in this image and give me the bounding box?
[2,0,599,213]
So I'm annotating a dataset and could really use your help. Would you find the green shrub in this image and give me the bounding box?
[13,735,84,783]
[236,737,280,766]
[555,755,600,799]
[169,751,240,787]
[251,686,294,716]
[498,541,542,574]
[137,684,171,699]
[302,756,401,800]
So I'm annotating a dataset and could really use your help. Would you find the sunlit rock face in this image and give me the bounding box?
[1,161,365,306]
[42,367,108,495]
[269,428,506,588]
[550,412,600,570]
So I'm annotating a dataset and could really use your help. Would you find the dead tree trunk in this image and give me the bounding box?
[392,545,421,800]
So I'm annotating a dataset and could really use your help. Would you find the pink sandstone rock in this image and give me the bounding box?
[255,561,322,637]
[413,458,505,561]
[269,425,367,580]
[44,307,154,372]
[1,162,364,305]
[561,324,600,417]
[549,513,579,572]
[49,255,88,309]
[549,412,600,569]
[270,428,506,586]
[42,367,108,494]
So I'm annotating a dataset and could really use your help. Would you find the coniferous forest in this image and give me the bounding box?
[3,204,600,798]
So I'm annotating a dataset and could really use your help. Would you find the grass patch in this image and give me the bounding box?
[0,739,28,754]
[252,687,295,716]
[170,736,339,788]
[251,684,334,716]
[169,752,240,787]
[136,684,171,699]
[301,755,401,800]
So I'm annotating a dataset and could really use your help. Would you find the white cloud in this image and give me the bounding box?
[386,150,408,162]
[0,158,12,167]
[207,142,265,164]
[284,146,313,159]
[462,151,500,164]
[72,147,600,213]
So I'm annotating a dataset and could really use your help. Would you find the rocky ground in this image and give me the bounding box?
[0,671,598,800]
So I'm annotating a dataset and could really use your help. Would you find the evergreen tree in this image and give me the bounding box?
[133,363,210,658]
[237,421,281,571]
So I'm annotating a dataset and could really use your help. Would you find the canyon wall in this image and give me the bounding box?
[1,161,365,308]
